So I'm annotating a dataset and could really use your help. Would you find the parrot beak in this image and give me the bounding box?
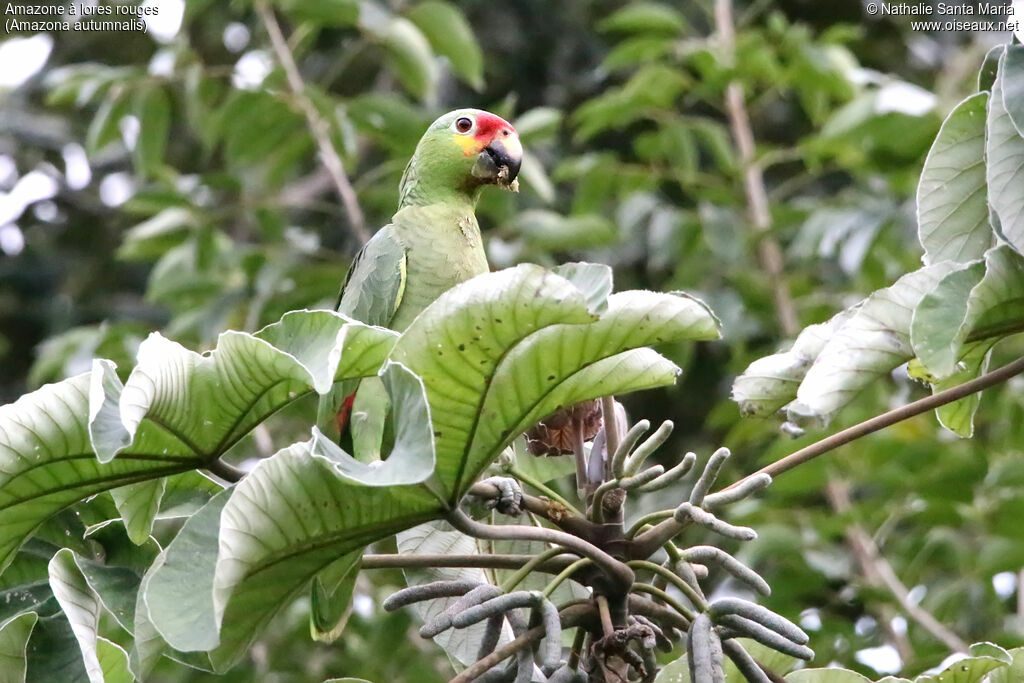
[472,131,522,191]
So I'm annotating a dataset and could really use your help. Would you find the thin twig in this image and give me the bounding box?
[255,0,369,244]
[827,472,914,662]
[722,356,1024,492]
[714,0,799,336]
[826,478,968,653]
[446,510,635,592]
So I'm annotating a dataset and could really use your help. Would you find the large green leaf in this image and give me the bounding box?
[0,612,37,683]
[204,264,717,668]
[732,309,856,417]
[389,264,720,499]
[0,375,183,578]
[916,92,992,264]
[785,263,956,428]
[406,1,484,90]
[0,311,394,580]
[911,245,1024,378]
[91,310,397,464]
[143,488,231,654]
[1000,45,1024,136]
[48,549,113,683]
[987,48,1024,255]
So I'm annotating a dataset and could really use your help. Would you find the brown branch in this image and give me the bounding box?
[826,478,968,653]
[446,510,634,592]
[714,0,799,336]
[205,459,244,482]
[255,1,369,244]
[361,553,577,573]
[723,355,1024,492]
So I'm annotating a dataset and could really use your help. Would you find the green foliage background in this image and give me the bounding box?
[1,0,1023,680]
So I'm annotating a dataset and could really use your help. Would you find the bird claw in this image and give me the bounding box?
[478,477,524,516]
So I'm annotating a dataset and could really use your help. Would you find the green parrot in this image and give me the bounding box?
[321,108,523,441]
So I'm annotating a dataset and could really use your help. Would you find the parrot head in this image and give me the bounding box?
[399,109,523,205]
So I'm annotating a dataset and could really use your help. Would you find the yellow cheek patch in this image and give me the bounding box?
[454,134,483,156]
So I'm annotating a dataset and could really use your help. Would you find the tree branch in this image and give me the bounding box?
[255,0,369,244]
[205,459,244,483]
[723,355,1024,492]
[826,478,968,653]
[361,553,578,573]
[714,0,799,336]
[446,509,635,592]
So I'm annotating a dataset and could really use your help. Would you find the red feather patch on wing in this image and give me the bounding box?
[336,392,357,434]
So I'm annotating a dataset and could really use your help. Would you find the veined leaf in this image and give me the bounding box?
[47,549,107,683]
[1000,45,1024,136]
[396,522,511,666]
[916,92,992,264]
[206,264,717,668]
[0,311,393,580]
[786,263,957,428]
[389,264,719,498]
[91,310,397,464]
[911,245,1024,378]
[732,309,857,417]
[208,362,439,669]
[987,49,1024,255]
[0,612,37,683]
[0,375,184,579]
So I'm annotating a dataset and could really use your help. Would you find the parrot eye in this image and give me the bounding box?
[454,116,474,133]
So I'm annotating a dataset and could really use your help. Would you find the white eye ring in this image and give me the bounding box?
[453,116,475,134]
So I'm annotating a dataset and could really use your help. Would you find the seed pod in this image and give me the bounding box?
[612,419,650,478]
[538,598,562,673]
[618,464,665,490]
[714,614,814,661]
[721,639,772,683]
[689,447,731,505]
[636,451,697,492]
[624,419,674,475]
[682,546,770,595]
[383,579,478,611]
[478,614,505,662]
[453,591,539,629]
[687,613,717,683]
[703,474,772,510]
[675,503,757,541]
[421,583,502,638]
[707,597,808,644]
[709,628,726,683]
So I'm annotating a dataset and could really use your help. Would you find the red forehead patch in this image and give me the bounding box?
[473,112,515,140]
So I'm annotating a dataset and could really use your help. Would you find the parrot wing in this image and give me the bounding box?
[335,225,407,328]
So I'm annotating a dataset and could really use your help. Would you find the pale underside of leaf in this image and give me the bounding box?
[916,91,992,265]
[987,50,1024,255]
[787,262,957,428]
